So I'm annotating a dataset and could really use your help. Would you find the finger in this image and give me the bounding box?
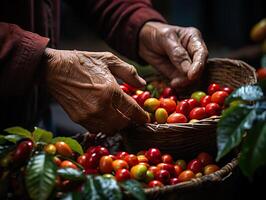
[153,59,188,90]
[170,76,191,91]
[188,50,207,81]
[186,34,208,80]
[163,32,192,74]
[152,58,178,79]
[82,51,146,88]
[108,57,146,88]
[112,89,148,124]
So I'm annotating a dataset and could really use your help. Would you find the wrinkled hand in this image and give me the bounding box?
[43,48,148,135]
[139,22,208,90]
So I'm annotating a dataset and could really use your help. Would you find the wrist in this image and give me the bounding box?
[138,22,152,58]
[138,21,164,59]
[39,48,55,86]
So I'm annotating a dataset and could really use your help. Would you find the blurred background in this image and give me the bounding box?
[45,0,265,135]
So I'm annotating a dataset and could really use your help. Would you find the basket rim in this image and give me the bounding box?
[143,156,238,195]
[129,116,220,133]
[145,57,257,83]
[207,57,257,78]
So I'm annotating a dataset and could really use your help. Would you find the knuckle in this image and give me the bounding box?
[160,28,173,38]
[104,52,114,59]
[128,65,137,76]
[188,27,201,36]
[172,47,188,60]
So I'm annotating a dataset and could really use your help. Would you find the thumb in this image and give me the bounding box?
[187,48,207,81]
[112,89,148,124]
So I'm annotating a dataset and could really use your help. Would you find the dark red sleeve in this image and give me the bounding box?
[0,22,49,96]
[68,0,167,61]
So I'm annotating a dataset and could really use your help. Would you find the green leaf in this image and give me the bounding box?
[146,84,155,93]
[261,54,266,67]
[225,85,264,105]
[0,143,14,158]
[119,180,146,200]
[82,175,122,200]
[151,88,159,98]
[52,137,83,155]
[94,176,122,200]
[4,127,32,139]
[239,121,266,177]
[32,127,53,143]
[255,102,266,119]
[25,153,57,200]
[82,176,102,200]
[258,79,266,94]
[61,192,82,200]
[4,134,23,143]
[57,168,86,181]
[216,105,257,161]
[0,135,6,144]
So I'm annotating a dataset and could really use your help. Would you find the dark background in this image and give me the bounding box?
[60,0,266,65]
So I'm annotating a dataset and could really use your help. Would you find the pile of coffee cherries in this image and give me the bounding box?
[120,82,233,124]
[2,139,220,190]
[74,146,220,188]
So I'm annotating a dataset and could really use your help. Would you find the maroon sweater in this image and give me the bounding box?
[0,0,165,129]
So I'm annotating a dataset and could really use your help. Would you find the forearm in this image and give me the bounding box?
[66,0,166,62]
[0,22,49,96]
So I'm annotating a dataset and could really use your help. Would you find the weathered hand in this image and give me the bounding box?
[139,22,208,90]
[43,48,148,135]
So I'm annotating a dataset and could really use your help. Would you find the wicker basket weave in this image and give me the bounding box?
[121,58,257,159]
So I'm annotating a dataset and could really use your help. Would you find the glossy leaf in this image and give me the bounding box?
[216,105,257,161]
[52,137,83,155]
[82,175,122,200]
[94,176,122,200]
[0,143,14,158]
[225,85,263,105]
[33,127,53,143]
[82,176,102,200]
[4,126,32,139]
[61,192,82,200]
[151,88,159,98]
[57,168,86,181]
[4,134,23,143]
[239,121,266,177]
[119,180,146,200]
[0,135,6,144]
[25,153,57,200]
[258,79,266,94]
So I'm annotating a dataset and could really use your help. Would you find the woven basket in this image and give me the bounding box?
[123,155,239,200]
[121,58,257,159]
[74,134,240,200]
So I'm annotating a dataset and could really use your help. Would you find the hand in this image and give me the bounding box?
[43,48,148,135]
[139,22,208,90]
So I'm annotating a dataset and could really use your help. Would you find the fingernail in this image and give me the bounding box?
[138,76,147,85]
[188,71,195,81]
